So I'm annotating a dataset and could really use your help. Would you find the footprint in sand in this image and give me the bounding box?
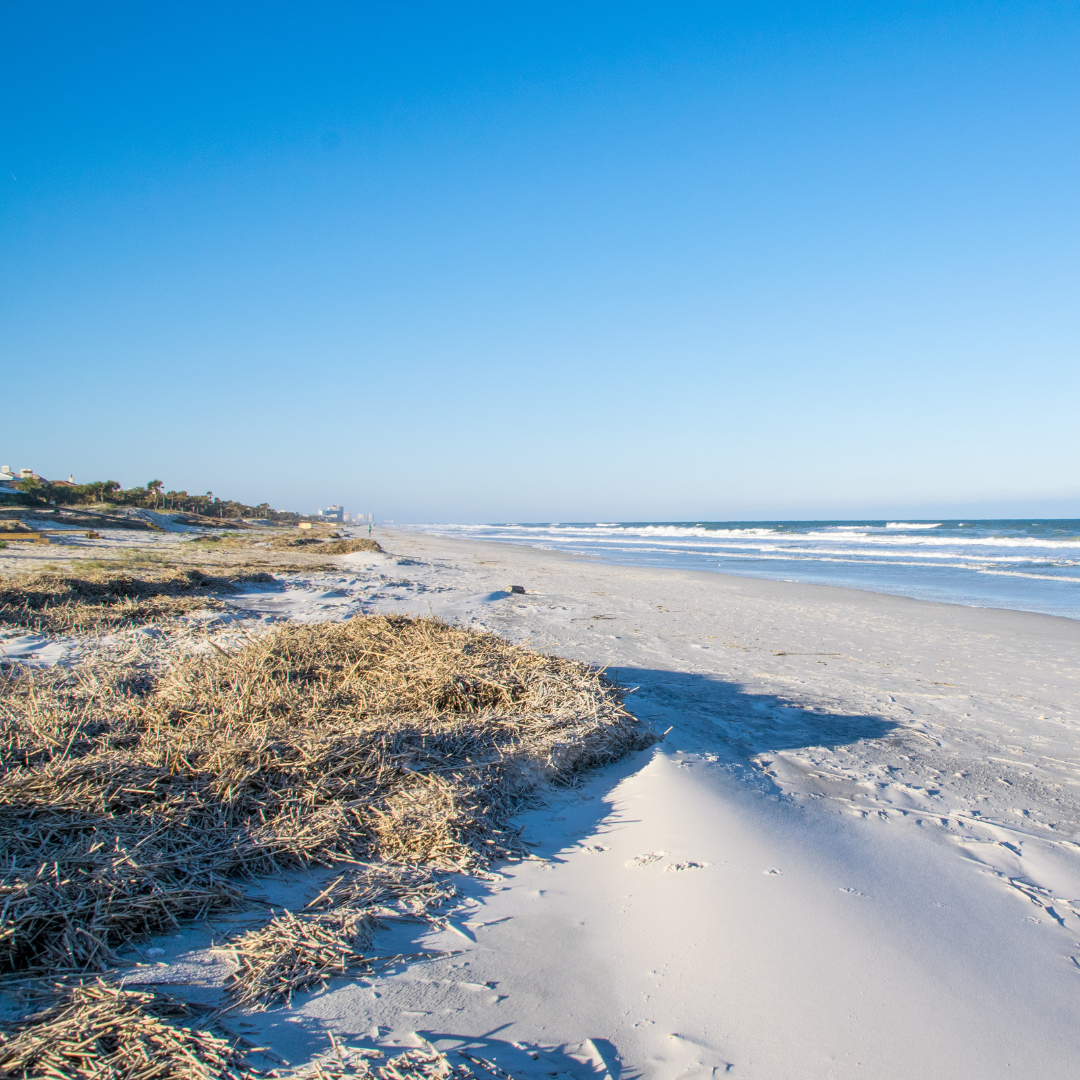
[763,867,783,876]
[664,861,708,872]
[625,851,667,869]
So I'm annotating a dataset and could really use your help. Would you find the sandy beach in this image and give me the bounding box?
[5,522,1080,1078]
[298,528,1080,1079]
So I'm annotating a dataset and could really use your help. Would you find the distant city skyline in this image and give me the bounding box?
[4,2,1078,522]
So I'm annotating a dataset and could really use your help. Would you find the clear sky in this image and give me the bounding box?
[3,2,1079,522]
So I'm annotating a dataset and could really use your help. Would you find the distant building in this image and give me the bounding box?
[1,465,39,494]
[317,504,346,522]
[0,466,76,495]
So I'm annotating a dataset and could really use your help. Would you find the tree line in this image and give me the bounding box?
[3,477,303,522]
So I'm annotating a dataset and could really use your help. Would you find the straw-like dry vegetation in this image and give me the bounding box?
[313,539,383,556]
[180,531,383,559]
[0,980,488,1079]
[261,535,383,556]
[0,567,276,635]
[226,908,376,1008]
[0,981,252,1080]
[1,616,649,979]
[225,863,457,1008]
[283,1043,506,1079]
[0,574,650,1078]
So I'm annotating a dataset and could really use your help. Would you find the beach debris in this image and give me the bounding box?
[0,602,650,1073]
[0,981,510,1079]
[0,615,653,977]
[317,539,384,555]
[0,980,253,1080]
[226,907,377,1007]
[281,1042,513,1078]
[0,566,277,635]
[509,586,525,594]
[222,862,462,1007]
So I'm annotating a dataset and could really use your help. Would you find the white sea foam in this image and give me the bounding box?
[977,569,1080,582]
[886,522,942,529]
[469,524,1080,550]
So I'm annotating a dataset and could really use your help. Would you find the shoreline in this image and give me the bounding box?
[391,520,1080,623]
[375,527,1080,657]
[392,524,1080,630]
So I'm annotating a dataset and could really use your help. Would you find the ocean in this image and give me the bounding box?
[401,520,1080,621]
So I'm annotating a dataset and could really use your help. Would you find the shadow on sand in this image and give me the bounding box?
[243,667,898,1077]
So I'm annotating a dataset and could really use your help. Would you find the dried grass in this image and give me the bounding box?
[281,1044,508,1079]
[0,613,644,1077]
[315,540,383,556]
[0,568,277,635]
[0,616,651,977]
[178,533,382,559]
[264,537,381,555]
[0,980,495,1079]
[0,980,253,1080]
[265,535,336,550]
[225,863,456,1007]
[225,908,376,1008]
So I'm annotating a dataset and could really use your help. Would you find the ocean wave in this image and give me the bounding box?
[976,569,1080,583]
[716,553,1080,573]
[638,531,1080,550]
[564,527,1074,550]
[716,546,1079,564]
[886,522,943,529]
[409,522,1080,554]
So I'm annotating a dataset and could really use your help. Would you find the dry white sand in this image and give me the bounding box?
[15,525,1080,1077]
[208,528,1079,1078]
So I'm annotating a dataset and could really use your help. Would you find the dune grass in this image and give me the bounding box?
[0,979,489,1078]
[1,616,649,976]
[179,530,383,560]
[0,981,250,1080]
[0,566,277,635]
[0,606,650,1078]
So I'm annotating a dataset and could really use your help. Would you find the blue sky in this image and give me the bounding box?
[3,2,1079,521]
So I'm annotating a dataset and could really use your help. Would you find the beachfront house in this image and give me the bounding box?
[1,466,77,497]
